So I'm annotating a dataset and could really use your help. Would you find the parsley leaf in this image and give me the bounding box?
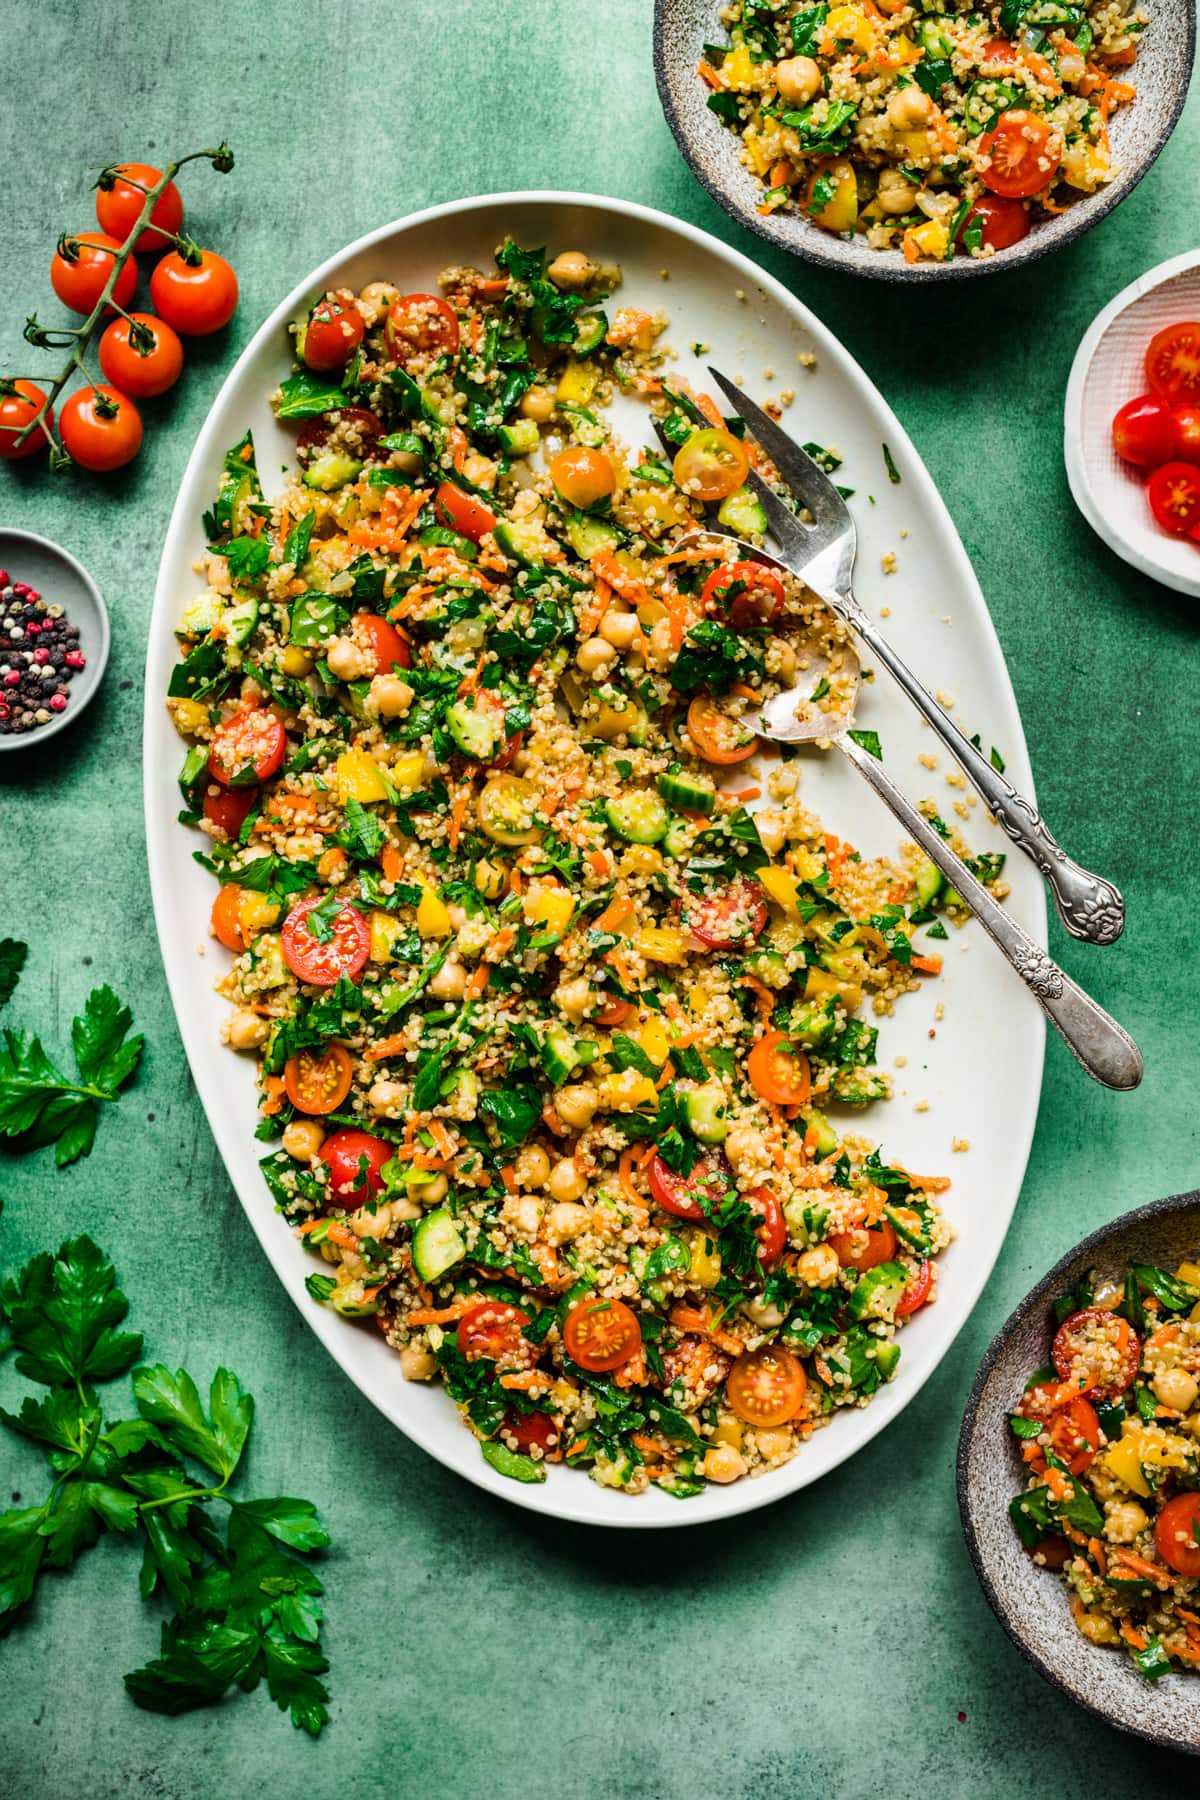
[0,939,27,1009]
[0,985,144,1167]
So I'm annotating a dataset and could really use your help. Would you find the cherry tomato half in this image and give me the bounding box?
[978,110,1061,199]
[202,784,257,839]
[457,1301,537,1370]
[593,995,635,1029]
[434,481,497,544]
[50,232,138,315]
[296,407,384,464]
[685,695,759,766]
[649,1151,734,1222]
[354,610,412,674]
[284,1044,354,1115]
[701,560,785,631]
[549,447,616,510]
[98,312,184,398]
[1052,1307,1139,1400]
[1172,402,1200,464]
[747,1186,787,1268]
[281,894,371,987]
[211,883,248,953]
[207,707,286,787]
[827,1218,898,1271]
[385,294,461,368]
[981,34,1018,64]
[727,1345,807,1427]
[747,1030,812,1107]
[563,1297,643,1372]
[1016,1381,1101,1476]
[505,1410,558,1456]
[321,1129,391,1207]
[672,426,751,503]
[681,878,769,952]
[304,296,366,371]
[95,163,184,253]
[895,1258,934,1318]
[150,247,238,336]
[1111,392,1179,468]
[1156,1492,1200,1577]
[0,381,53,460]
[1147,462,1200,538]
[1145,321,1200,404]
[58,385,143,472]
[957,194,1030,254]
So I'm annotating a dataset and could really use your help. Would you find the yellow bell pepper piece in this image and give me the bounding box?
[336,749,389,804]
[723,41,757,89]
[389,749,426,794]
[633,926,688,965]
[1103,1420,1192,1498]
[826,5,875,50]
[168,696,209,737]
[416,886,452,938]
[908,218,950,260]
[369,911,404,963]
[601,1069,658,1112]
[1177,1262,1200,1287]
[239,891,281,938]
[556,359,598,404]
[638,1019,671,1066]
[685,1227,721,1289]
[807,159,858,235]
[758,866,803,915]
[523,882,576,935]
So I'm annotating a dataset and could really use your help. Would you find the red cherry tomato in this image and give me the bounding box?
[489,727,524,771]
[648,1151,734,1222]
[207,708,286,787]
[895,1258,934,1318]
[280,894,370,987]
[978,110,1061,199]
[827,1218,898,1271]
[98,312,184,398]
[1156,1492,1200,1577]
[505,1410,558,1456]
[435,481,497,544]
[1147,462,1200,537]
[1111,392,1179,468]
[1016,1381,1101,1476]
[385,294,461,368]
[701,560,786,630]
[1171,402,1200,464]
[747,1031,812,1107]
[681,879,769,951]
[58,385,143,472]
[563,1297,643,1372]
[457,1301,537,1370]
[284,1044,354,1115]
[50,232,138,315]
[981,34,1018,63]
[593,995,634,1029]
[0,381,53,460]
[747,1186,786,1268]
[1052,1307,1139,1400]
[727,1345,807,1427]
[296,407,384,464]
[549,447,616,510]
[354,610,412,675]
[304,296,365,371]
[321,1129,391,1207]
[1145,321,1200,403]
[202,784,257,839]
[95,163,184,253]
[957,194,1030,254]
[150,248,238,336]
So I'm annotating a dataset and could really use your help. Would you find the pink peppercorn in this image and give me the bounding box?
[32,647,50,665]
[64,650,86,669]
[3,670,19,687]
[49,694,67,713]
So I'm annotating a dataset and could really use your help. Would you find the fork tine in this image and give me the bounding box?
[707,366,847,531]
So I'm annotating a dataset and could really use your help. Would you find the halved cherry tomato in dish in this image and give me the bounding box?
[0,381,53,460]
[827,1218,898,1271]
[1016,1381,1101,1476]
[685,694,759,765]
[457,1301,537,1370]
[895,1258,934,1318]
[385,293,460,368]
[1111,393,1180,468]
[1147,461,1200,537]
[505,1410,558,1456]
[1145,321,1200,403]
[50,232,138,315]
[95,162,184,253]
[58,385,143,472]
[354,610,412,674]
[1172,402,1200,464]
[150,247,239,336]
[321,1128,391,1207]
[672,427,751,502]
[489,727,524,772]
[747,1030,812,1107]
[701,560,785,630]
[978,110,1061,198]
[727,1345,807,1427]
[649,1150,734,1222]
[296,407,384,463]
[956,194,1030,254]
[98,312,184,398]
[747,1186,787,1268]
[211,883,249,953]
[1156,1492,1200,1577]
[563,1297,643,1372]
[304,296,365,371]
[434,481,497,543]
[1030,1535,1073,1570]
[1052,1307,1139,1400]
[681,879,769,952]
[281,894,371,987]
[981,34,1018,63]
[208,708,286,787]
[549,446,616,510]
[593,995,635,1029]
[284,1044,354,1115]
[202,784,257,839]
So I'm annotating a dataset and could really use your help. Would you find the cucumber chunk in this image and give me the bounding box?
[179,594,224,638]
[658,767,715,814]
[831,1068,890,1105]
[493,519,546,567]
[605,790,669,844]
[497,419,540,456]
[848,1260,909,1322]
[662,816,693,859]
[446,701,500,761]
[799,1107,838,1157]
[411,1208,466,1283]
[541,1023,581,1086]
[225,595,259,648]
[565,513,620,561]
[682,1082,729,1144]
[717,485,768,538]
[572,312,608,355]
[303,450,362,491]
[914,859,944,907]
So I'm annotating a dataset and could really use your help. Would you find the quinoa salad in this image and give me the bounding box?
[699,0,1147,263]
[165,239,991,1497]
[1010,1261,1200,1677]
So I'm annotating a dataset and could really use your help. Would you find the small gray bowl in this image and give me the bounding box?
[654,0,1196,281]
[0,528,109,753]
[958,1190,1200,1751]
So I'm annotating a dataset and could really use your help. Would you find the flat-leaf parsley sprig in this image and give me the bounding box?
[0,983,144,1165]
[0,1236,332,1734]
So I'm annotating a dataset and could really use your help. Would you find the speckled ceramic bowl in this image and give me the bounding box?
[958,1191,1200,1750]
[653,0,1196,281]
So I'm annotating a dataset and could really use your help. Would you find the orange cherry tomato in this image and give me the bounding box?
[978,110,1061,199]
[549,446,616,509]
[747,1186,787,1267]
[98,312,184,398]
[827,1218,898,1271]
[895,1258,935,1318]
[680,878,768,952]
[384,294,461,368]
[685,695,758,765]
[701,560,785,630]
[1145,321,1200,403]
[354,610,412,674]
[747,1030,812,1106]
[95,163,184,253]
[207,708,286,787]
[284,1044,354,1115]
[50,232,138,315]
[304,296,366,371]
[563,1298,643,1373]
[202,784,257,839]
[58,385,143,472]
[727,1345,807,1427]
[0,381,53,460]
[672,427,750,502]
[1052,1307,1139,1400]
[434,481,497,544]
[150,248,238,335]
[1016,1381,1101,1476]
[1156,1492,1200,1577]
[981,34,1018,63]
[457,1301,537,1370]
[210,883,248,952]
[280,895,370,988]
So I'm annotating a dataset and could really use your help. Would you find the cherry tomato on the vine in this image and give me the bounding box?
[150,247,238,335]
[304,296,366,371]
[95,163,184,253]
[0,381,53,460]
[1111,393,1179,468]
[98,312,184,398]
[58,385,143,472]
[51,233,138,315]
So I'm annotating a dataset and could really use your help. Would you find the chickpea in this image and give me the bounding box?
[877,168,918,216]
[755,1428,792,1461]
[547,1199,589,1242]
[358,280,400,324]
[400,1346,438,1382]
[647,618,675,671]
[755,809,787,857]
[703,1444,748,1484]
[519,384,556,423]
[741,1296,786,1329]
[327,636,372,681]
[227,1009,269,1051]
[556,1082,599,1130]
[546,250,595,291]
[887,85,932,129]
[349,1202,393,1239]
[796,1244,841,1289]
[390,1192,424,1222]
[599,609,639,650]
[367,1079,407,1117]
[411,1171,448,1206]
[775,54,823,107]
[515,1144,552,1189]
[509,1193,544,1236]
[1153,1368,1199,1413]
[280,644,315,678]
[429,958,467,1001]
[1074,1608,1119,1646]
[206,555,230,590]
[725,1124,767,1169]
[547,1158,587,1204]
[369,674,414,718]
[555,977,592,1022]
[474,857,506,899]
[1104,1500,1150,1544]
[282,1119,325,1162]
[576,635,617,677]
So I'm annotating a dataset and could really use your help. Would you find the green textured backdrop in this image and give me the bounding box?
[1,2,1197,1795]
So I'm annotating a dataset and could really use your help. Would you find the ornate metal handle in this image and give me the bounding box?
[839,593,1126,947]
[840,736,1142,1090]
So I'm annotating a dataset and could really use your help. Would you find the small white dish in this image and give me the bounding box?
[0,528,110,753]
[1065,249,1200,598]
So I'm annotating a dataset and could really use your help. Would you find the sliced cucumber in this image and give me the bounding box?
[572,311,608,355]
[225,595,259,648]
[493,519,546,568]
[885,1203,931,1254]
[541,1022,580,1086]
[790,995,837,1048]
[800,1107,838,1157]
[662,816,693,859]
[682,1082,728,1144]
[605,790,669,844]
[873,1342,901,1380]
[411,1208,466,1283]
[497,419,540,456]
[419,524,478,562]
[914,859,944,907]
[848,1261,909,1323]
[658,767,715,814]
[178,743,208,802]
[446,701,501,761]
[831,1068,890,1105]
[179,594,224,638]
[565,513,620,562]
[717,485,768,537]
[303,450,362,491]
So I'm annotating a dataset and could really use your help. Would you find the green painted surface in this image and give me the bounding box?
[0,1,1196,1793]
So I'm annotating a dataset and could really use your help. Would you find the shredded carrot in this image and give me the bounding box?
[1022,49,1061,92]
[591,547,650,608]
[465,966,491,1001]
[260,1076,286,1117]
[605,948,636,990]
[1110,1549,1173,1588]
[364,1033,408,1064]
[381,844,404,883]
[668,1304,743,1359]
[901,230,920,266]
[911,953,943,975]
[586,849,612,879]
[428,1119,456,1159]
[447,783,471,849]
[727,785,761,802]
[1087,1537,1107,1575]
[499,1371,553,1393]
[325,1223,359,1251]
[594,895,636,935]
[411,1153,457,1173]
[696,58,722,88]
[542,1102,565,1136]
[741,974,776,1022]
[407,1298,479,1326]
[1120,1622,1149,1651]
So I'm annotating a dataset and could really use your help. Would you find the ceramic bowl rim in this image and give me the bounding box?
[0,527,110,754]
